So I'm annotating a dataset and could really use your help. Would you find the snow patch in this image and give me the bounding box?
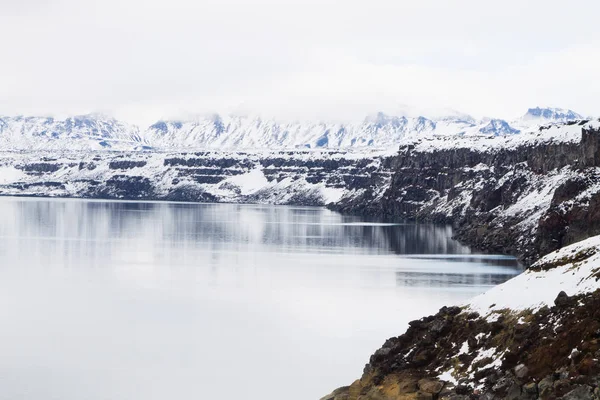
[321,186,345,204]
[0,166,25,184]
[223,167,269,196]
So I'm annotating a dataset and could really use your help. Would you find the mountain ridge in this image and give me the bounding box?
[0,107,586,151]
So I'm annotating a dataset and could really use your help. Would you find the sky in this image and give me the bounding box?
[1,0,600,124]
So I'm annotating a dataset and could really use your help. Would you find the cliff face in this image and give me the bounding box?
[334,121,600,265]
[0,150,393,206]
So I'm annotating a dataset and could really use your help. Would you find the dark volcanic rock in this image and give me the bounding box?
[108,160,147,169]
[554,291,570,307]
[19,162,62,173]
[92,175,155,199]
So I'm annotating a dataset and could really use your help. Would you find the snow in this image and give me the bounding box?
[438,368,458,385]
[471,347,500,368]
[406,121,586,154]
[587,119,600,131]
[569,348,579,359]
[320,186,345,204]
[0,166,25,184]
[500,168,579,233]
[224,167,269,195]
[468,235,600,316]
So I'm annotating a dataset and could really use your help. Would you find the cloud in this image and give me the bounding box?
[1,0,599,124]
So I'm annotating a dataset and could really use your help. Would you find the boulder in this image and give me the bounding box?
[417,378,445,395]
[560,385,593,400]
[514,364,529,379]
[554,291,570,307]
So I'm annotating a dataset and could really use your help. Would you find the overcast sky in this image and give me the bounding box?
[1,0,600,124]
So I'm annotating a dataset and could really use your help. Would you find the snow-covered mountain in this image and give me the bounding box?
[0,114,146,151]
[520,107,583,123]
[479,118,521,135]
[0,107,587,151]
[141,113,439,150]
[511,107,584,131]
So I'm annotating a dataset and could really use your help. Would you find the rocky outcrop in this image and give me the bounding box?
[322,236,600,399]
[323,291,600,399]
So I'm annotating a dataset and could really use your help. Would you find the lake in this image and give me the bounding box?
[0,197,520,399]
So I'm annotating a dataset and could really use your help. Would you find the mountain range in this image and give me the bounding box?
[0,107,586,151]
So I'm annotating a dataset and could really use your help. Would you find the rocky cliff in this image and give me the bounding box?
[334,120,600,266]
[0,150,393,206]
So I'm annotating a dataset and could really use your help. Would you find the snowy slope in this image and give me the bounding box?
[404,119,589,153]
[468,234,600,315]
[0,107,588,151]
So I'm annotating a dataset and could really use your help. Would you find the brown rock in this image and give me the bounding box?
[319,386,350,400]
[523,382,538,395]
[397,376,419,393]
[553,379,572,396]
[418,378,445,394]
[560,385,593,400]
[415,391,434,400]
[538,376,555,397]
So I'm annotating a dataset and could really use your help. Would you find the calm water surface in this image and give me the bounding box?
[0,198,520,400]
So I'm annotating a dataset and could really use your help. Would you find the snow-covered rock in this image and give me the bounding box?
[0,149,393,206]
[469,234,600,315]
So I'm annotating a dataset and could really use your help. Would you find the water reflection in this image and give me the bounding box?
[0,197,521,400]
[0,198,519,280]
[395,271,519,288]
